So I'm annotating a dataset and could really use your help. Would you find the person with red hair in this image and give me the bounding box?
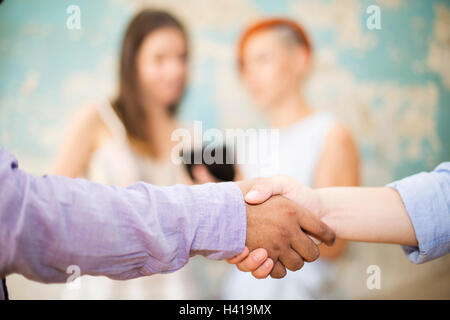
[222,18,360,299]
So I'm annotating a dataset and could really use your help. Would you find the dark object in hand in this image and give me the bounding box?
[182,145,236,182]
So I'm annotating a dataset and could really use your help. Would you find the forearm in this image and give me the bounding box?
[0,149,246,282]
[317,187,418,246]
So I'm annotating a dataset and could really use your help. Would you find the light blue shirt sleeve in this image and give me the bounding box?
[386,162,450,264]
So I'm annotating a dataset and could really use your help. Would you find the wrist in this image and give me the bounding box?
[314,188,341,236]
[293,184,326,220]
[315,188,329,219]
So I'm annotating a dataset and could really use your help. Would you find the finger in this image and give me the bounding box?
[235,248,268,272]
[251,258,274,279]
[290,230,320,262]
[278,249,305,272]
[244,175,293,205]
[296,207,336,246]
[270,261,287,279]
[226,246,249,264]
[308,235,321,245]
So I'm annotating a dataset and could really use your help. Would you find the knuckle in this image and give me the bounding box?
[271,243,281,253]
[285,207,297,218]
[277,226,291,240]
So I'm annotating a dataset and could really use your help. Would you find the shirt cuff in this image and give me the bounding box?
[386,169,449,264]
[190,181,247,260]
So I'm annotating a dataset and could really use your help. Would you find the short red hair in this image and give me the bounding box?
[237,18,312,71]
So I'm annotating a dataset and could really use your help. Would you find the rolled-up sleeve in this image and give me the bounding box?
[386,162,450,264]
[0,147,246,284]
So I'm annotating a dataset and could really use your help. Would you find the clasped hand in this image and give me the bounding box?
[234,175,333,279]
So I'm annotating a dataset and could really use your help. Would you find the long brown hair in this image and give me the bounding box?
[113,9,187,144]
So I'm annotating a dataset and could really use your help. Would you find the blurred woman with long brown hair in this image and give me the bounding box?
[51,9,199,299]
[53,9,191,186]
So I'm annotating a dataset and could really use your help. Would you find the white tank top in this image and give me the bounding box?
[241,110,336,187]
[87,99,185,187]
[223,111,344,300]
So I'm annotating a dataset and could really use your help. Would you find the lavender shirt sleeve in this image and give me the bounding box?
[0,147,246,285]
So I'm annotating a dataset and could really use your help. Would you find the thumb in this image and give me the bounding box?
[244,187,272,204]
[244,176,282,204]
[244,175,297,204]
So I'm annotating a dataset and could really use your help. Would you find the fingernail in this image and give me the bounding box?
[253,250,265,262]
[264,259,272,268]
[245,190,260,200]
[309,236,321,245]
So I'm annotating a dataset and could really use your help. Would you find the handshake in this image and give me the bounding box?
[232,175,335,279]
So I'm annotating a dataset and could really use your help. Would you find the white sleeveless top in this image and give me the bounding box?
[87,100,185,187]
[222,111,344,300]
[241,111,336,187]
[61,100,199,300]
